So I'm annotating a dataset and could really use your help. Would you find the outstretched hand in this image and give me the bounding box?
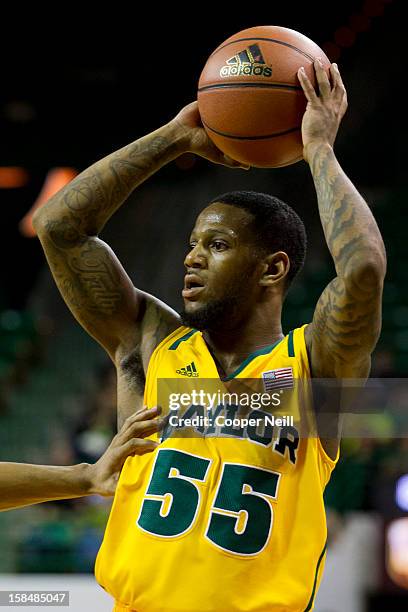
[171,101,250,170]
[88,406,163,497]
[297,60,348,163]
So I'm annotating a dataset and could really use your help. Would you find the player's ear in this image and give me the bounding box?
[259,252,290,287]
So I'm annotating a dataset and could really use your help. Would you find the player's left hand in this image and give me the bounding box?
[86,406,163,497]
[297,60,348,163]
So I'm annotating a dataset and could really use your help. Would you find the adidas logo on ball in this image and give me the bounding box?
[198,25,330,167]
[220,43,272,78]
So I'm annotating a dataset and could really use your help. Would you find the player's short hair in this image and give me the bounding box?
[209,190,307,289]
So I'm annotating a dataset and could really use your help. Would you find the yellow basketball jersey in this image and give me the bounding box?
[95,325,338,612]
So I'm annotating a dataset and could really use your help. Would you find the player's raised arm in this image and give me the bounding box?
[33,104,246,365]
[298,60,386,379]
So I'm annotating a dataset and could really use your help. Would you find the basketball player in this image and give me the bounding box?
[0,406,161,511]
[33,60,385,611]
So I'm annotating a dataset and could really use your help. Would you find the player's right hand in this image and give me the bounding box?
[87,406,163,497]
[171,101,250,170]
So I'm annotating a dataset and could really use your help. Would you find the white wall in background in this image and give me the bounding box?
[315,513,381,612]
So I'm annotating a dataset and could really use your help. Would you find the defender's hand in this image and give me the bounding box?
[171,101,249,169]
[297,60,348,163]
[87,406,163,497]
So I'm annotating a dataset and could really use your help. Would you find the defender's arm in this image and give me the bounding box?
[0,407,161,511]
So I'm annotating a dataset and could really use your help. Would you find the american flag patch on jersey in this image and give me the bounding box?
[262,367,294,391]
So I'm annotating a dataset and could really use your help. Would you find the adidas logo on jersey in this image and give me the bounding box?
[176,362,199,377]
[220,43,272,78]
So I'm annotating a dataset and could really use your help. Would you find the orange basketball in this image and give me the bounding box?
[197,26,330,168]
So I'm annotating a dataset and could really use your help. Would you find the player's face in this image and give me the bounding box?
[180,203,261,329]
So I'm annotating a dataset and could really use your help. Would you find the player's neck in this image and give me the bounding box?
[202,305,284,377]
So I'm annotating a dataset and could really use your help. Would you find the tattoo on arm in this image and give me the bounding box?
[39,233,134,357]
[39,133,179,239]
[311,146,385,284]
[69,245,123,315]
[308,145,385,375]
[309,277,381,375]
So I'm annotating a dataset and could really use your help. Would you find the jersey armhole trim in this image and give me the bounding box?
[288,329,295,357]
[295,324,311,377]
[317,436,340,468]
[297,325,340,468]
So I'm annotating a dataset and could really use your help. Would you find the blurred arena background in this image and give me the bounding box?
[0,1,406,610]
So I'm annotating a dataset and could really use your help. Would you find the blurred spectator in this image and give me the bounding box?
[71,363,117,464]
